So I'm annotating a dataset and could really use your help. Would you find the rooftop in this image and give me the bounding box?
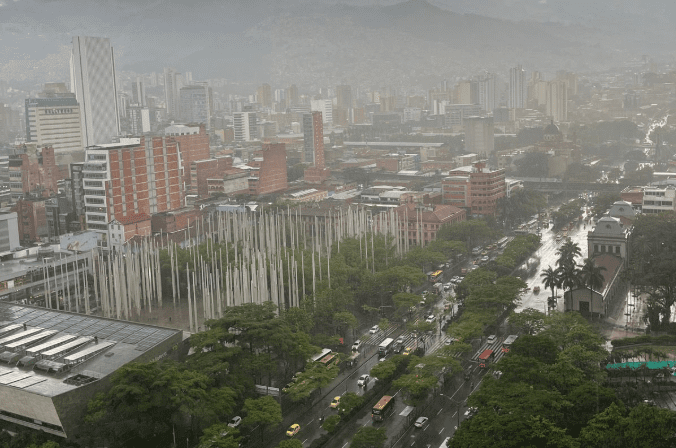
[0,302,181,398]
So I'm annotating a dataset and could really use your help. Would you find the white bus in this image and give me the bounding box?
[378,338,394,356]
[502,334,519,353]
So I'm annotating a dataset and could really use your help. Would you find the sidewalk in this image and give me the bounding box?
[600,283,646,342]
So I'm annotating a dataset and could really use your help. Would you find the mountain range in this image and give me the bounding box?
[0,0,673,88]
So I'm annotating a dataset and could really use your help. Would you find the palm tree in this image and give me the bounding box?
[556,238,582,269]
[580,257,606,320]
[559,262,580,311]
[540,265,561,314]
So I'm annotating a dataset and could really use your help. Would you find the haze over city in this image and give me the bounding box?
[0,1,675,448]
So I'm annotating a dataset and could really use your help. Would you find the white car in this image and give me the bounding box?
[357,374,370,387]
[227,416,242,428]
[414,416,429,428]
[487,334,497,344]
[352,340,362,351]
[425,315,435,323]
[369,325,380,334]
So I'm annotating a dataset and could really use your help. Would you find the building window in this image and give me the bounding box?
[594,244,599,253]
[615,246,620,254]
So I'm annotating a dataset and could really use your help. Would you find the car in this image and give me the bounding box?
[445,337,458,345]
[533,286,541,293]
[369,325,380,334]
[227,416,242,428]
[403,347,413,355]
[357,374,370,387]
[480,256,489,263]
[464,407,478,418]
[352,340,362,351]
[487,335,497,344]
[414,416,429,428]
[286,423,300,437]
[425,315,435,323]
[330,396,341,409]
[493,370,503,380]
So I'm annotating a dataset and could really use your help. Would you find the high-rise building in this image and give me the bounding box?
[131,77,146,107]
[464,117,494,156]
[476,73,496,112]
[82,136,184,236]
[25,96,83,154]
[164,68,181,119]
[310,99,332,125]
[303,111,324,167]
[454,81,473,104]
[546,80,568,122]
[508,65,526,109]
[128,106,151,134]
[70,36,121,147]
[336,84,352,110]
[179,83,212,128]
[233,112,257,141]
[257,84,272,108]
[287,84,299,107]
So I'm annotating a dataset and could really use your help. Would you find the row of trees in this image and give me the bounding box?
[451,311,676,448]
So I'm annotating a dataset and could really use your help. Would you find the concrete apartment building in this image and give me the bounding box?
[179,83,212,129]
[464,116,494,156]
[25,95,83,155]
[233,112,257,142]
[70,36,121,146]
[82,137,183,243]
[441,161,506,217]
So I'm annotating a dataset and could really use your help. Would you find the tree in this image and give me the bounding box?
[541,265,561,313]
[322,415,341,434]
[509,308,546,335]
[338,392,364,415]
[198,424,241,448]
[350,427,387,448]
[556,239,582,269]
[579,258,607,319]
[242,396,282,435]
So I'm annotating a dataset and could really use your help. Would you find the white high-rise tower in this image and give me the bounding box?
[508,65,526,109]
[70,36,121,146]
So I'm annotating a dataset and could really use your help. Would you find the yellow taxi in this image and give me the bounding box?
[403,347,413,356]
[330,396,341,409]
[286,423,300,437]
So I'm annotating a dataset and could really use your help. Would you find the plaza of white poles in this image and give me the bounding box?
[91,205,424,332]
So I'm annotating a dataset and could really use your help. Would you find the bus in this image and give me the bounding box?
[497,237,510,250]
[318,352,340,368]
[429,270,443,282]
[372,395,395,421]
[478,349,495,368]
[310,348,332,363]
[378,338,394,357]
[502,335,518,353]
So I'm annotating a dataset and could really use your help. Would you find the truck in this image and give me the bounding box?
[433,282,444,294]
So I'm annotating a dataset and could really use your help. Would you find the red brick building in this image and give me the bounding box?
[396,202,466,246]
[8,146,60,200]
[164,124,210,190]
[189,156,244,198]
[151,207,203,233]
[248,143,288,195]
[83,137,184,235]
[303,111,330,184]
[12,198,49,244]
[441,162,506,217]
[109,213,152,246]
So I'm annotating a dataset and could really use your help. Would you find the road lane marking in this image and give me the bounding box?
[342,443,348,448]
[439,427,445,434]
[437,408,443,415]
[308,419,314,424]
[302,439,308,444]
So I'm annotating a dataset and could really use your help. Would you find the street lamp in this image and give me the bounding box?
[439,393,462,429]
